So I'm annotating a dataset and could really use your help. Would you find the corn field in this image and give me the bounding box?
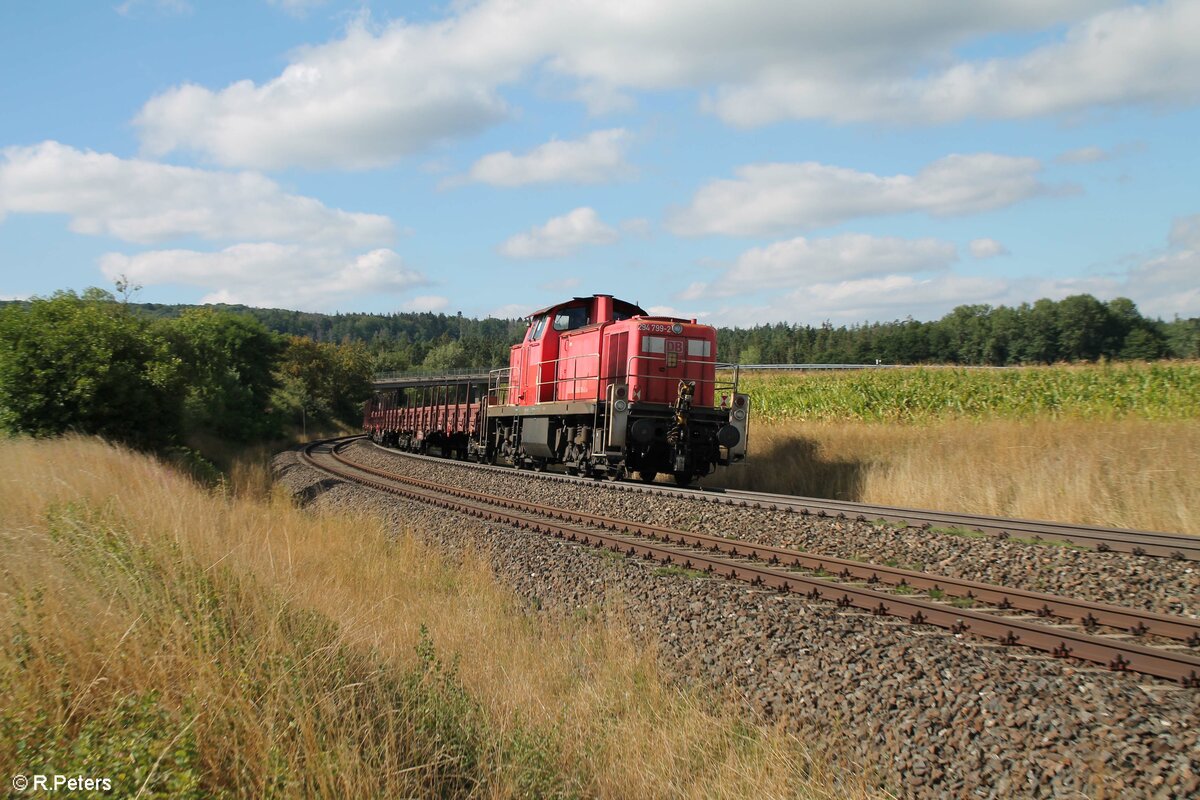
[735,362,1200,423]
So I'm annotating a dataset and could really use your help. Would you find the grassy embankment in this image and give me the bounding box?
[0,437,868,798]
[711,362,1200,534]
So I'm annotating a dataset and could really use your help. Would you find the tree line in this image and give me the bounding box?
[132,300,526,373]
[0,290,375,450]
[2,290,1196,453]
[719,295,1199,366]
[71,292,1200,371]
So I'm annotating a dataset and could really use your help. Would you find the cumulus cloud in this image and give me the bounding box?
[669,154,1051,237]
[698,273,1007,327]
[135,1,1147,169]
[969,238,1009,259]
[688,234,956,299]
[499,207,619,259]
[707,0,1200,125]
[0,141,393,246]
[1131,213,1200,317]
[462,129,632,187]
[693,214,1200,325]
[98,244,427,311]
[135,13,521,169]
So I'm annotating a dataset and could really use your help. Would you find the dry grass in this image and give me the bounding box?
[709,419,1200,534]
[0,436,873,798]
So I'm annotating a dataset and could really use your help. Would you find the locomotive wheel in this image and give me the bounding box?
[637,470,658,484]
[673,471,693,487]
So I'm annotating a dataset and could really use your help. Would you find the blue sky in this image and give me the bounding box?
[1,0,1198,325]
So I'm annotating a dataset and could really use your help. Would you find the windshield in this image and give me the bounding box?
[552,306,588,331]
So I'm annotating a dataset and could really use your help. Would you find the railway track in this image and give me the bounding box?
[302,437,1200,687]
[364,439,1200,561]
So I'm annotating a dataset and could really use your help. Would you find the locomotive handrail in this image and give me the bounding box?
[533,350,602,403]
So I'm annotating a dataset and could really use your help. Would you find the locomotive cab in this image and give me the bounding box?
[510,295,644,404]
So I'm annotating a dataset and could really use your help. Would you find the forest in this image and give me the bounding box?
[1,291,1196,456]
[125,292,1199,368]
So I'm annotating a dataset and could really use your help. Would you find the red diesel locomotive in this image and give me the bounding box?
[363,294,749,484]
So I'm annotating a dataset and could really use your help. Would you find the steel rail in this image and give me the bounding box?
[302,439,1200,686]
[365,440,1200,561]
[708,489,1200,562]
[336,443,1200,646]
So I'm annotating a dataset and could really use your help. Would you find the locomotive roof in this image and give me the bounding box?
[524,294,647,319]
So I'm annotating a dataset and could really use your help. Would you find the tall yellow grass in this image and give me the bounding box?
[710,419,1199,533]
[0,437,871,798]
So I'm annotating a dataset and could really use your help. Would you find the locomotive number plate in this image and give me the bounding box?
[638,322,685,334]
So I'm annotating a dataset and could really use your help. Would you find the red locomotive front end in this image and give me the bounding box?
[486,294,748,484]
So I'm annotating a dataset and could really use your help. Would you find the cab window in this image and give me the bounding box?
[531,315,548,341]
[552,306,588,332]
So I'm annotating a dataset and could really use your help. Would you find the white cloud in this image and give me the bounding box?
[98,244,427,311]
[462,129,632,187]
[398,295,449,312]
[135,13,522,169]
[969,238,1009,259]
[707,1,1200,125]
[134,1,1134,169]
[499,207,619,259]
[669,154,1051,237]
[1132,213,1200,317]
[694,214,1200,326]
[688,234,955,299]
[0,141,393,246]
[700,273,1009,327]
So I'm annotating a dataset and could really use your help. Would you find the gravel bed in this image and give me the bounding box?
[347,442,1200,620]
[276,448,1200,800]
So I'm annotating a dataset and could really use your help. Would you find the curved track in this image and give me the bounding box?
[302,437,1200,687]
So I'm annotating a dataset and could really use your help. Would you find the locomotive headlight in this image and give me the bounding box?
[732,408,746,422]
[615,399,629,413]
